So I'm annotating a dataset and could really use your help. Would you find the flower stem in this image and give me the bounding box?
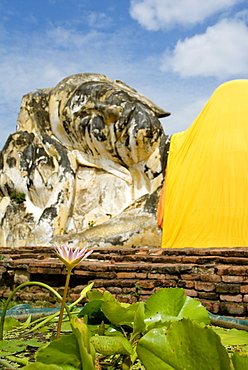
[56,269,72,339]
[0,281,66,340]
[0,358,18,369]
[27,282,94,333]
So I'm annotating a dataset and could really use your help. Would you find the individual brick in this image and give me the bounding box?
[222,276,244,283]
[220,302,246,316]
[220,294,243,302]
[198,292,219,300]
[195,282,215,292]
[200,274,221,283]
[184,289,198,297]
[216,283,240,294]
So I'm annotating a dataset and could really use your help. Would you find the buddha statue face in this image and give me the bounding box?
[49,74,170,168]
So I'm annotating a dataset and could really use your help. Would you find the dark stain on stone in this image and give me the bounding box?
[6,157,16,168]
[41,206,58,220]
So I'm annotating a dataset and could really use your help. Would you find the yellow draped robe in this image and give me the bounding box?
[160,80,248,247]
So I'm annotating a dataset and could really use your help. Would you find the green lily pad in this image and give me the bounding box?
[213,327,248,347]
[0,339,26,356]
[101,301,136,327]
[144,288,210,328]
[36,333,81,368]
[137,318,230,370]
[232,352,248,369]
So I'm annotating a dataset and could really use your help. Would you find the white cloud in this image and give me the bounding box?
[46,26,104,49]
[161,18,248,78]
[87,11,113,29]
[130,0,243,30]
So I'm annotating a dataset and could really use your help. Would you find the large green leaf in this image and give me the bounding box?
[213,327,248,348]
[144,288,209,328]
[87,289,117,303]
[102,290,118,302]
[82,291,119,324]
[78,300,103,316]
[91,335,133,355]
[133,302,146,336]
[78,299,106,323]
[232,352,248,369]
[36,333,81,368]
[137,319,231,370]
[3,317,22,333]
[101,301,138,327]
[137,327,177,370]
[71,318,96,370]
[87,289,105,301]
[177,295,209,323]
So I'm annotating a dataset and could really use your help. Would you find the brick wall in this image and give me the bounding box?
[1,246,248,317]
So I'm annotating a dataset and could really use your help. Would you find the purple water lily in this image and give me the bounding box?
[54,245,93,270]
[54,244,94,339]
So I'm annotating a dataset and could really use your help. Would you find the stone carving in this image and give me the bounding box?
[0,73,170,247]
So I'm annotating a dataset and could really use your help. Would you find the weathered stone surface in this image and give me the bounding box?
[14,269,30,285]
[52,188,163,248]
[0,73,170,247]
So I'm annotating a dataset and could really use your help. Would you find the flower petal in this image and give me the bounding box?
[54,244,93,270]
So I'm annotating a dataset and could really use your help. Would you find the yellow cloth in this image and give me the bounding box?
[161,79,248,247]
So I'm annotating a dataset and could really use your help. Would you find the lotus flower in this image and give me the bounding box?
[54,244,93,339]
[54,245,93,271]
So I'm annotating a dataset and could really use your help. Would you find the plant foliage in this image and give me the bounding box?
[2,286,248,369]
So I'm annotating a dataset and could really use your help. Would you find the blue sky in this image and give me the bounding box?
[0,0,248,149]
